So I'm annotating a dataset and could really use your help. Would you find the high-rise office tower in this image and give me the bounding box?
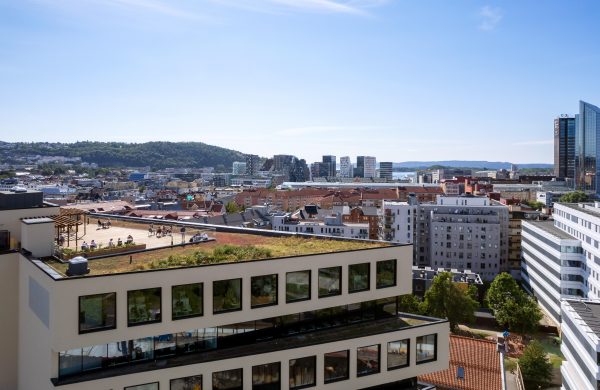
[273,155,294,172]
[245,154,261,176]
[554,116,576,180]
[322,155,336,177]
[379,162,393,180]
[339,156,353,178]
[575,101,600,193]
[355,156,365,178]
[363,156,377,179]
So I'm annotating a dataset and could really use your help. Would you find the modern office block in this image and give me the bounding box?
[554,116,576,180]
[575,101,600,193]
[379,162,393,180]
[0,192,449,390]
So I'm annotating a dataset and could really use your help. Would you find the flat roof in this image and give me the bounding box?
[559,202,600,219]
[524,220,574,240]
[43,218,391,277]
[563,300,600,337]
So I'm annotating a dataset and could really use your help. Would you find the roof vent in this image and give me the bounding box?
[67,256,89,276]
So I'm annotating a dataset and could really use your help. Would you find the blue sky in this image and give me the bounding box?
[1,0,599,164]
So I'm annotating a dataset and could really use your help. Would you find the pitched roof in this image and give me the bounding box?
[418,335,502,390]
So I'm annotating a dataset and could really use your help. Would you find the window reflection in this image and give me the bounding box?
[213,279,242,313]
[387,339,409,369]
[289,356,316,389]
[125,383,159,390]
[251,274,278,308]
[416,334,437,363]
[79,292,116,333]
[318,267,341,297]
[349,263,370,292]
[213,368,243,390]
[324,350,349,383]
[252,362,280,390]
[357,344,380,376]
[127,288,161,326]
[286,271,311,302]
[376,259,396,288]
[172,283,203,320]
[171,374,202,390]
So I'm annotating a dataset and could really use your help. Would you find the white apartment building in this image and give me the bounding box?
[521,220,584,324]
[0,190,449,390]
[561,299,600,390]
[272,213,369,240]
[382,195,509,281]
[339,157,353,178]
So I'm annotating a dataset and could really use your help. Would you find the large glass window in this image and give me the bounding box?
[171,375,202,390]
[376,259,396,288]
[318,267,341,298]
[172,283,203,320]
[324,350,349,383]
[348,263,370,292]
[154,333,176,358]
[289,356,316,389]
[213,279,242,313]
[387,339,410,370]
[125,383,159,390]
[357,344,380,377]
[213,368,243,390]
[199,327,218,350]
[252,362,280,390]
[130,337,153,362]
[251,274,278,308]
[59,349,82,377]
[79,292,116,333]
[416,334,437,364]
[106,341,129,366]
[286,271,311,303]
[127,288,161,326]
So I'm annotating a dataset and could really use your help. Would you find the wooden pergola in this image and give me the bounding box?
[52,208,88,248]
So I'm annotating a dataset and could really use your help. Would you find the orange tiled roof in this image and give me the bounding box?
[418,335,502,390]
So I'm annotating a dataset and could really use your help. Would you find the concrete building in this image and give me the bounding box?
[272,212,369,239]
[383,195,509,281]
[561,299,600,390]
[232,162,247,176]
[0,191,450,390]
[554,115,576,180]
[245,154,261,176]
[363,156,377,179]
[520,220,584,325]
[273,155,294,173]
[379,162,393,180]
[339,156,353,178]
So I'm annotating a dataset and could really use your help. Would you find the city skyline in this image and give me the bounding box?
[1,1,600,163]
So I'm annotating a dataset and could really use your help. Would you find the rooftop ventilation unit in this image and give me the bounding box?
[66,256,89,276]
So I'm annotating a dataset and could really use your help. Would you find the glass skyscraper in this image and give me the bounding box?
[554,116,575,180]
[575,101,600,193]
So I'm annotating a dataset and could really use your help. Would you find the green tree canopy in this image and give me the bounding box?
[486,273,542,333]
[423,272,478,332]
[559,191,588,203]
[518,340,553,388]
[397,294,426,315]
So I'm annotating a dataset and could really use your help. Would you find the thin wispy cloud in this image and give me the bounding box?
[32,0,209,22]
[209,0,387,16]
[512,139,553,146]
[277,125,391,135]
[478,5,503,31]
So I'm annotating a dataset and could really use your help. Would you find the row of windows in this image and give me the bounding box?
[119,334,436,390]
[79,260,397,333]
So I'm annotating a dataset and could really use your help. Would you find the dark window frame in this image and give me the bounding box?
[170,374,203,390]
[387,339,410,370]
[251,274,279,309]
[348,263,370,293]
[78,292,117,334]
[212,368,243,390]
[286,270,312,303]
[251,361,281,389]
[213,278,243,314]
[318,266,342,298]
[323,349,350,384]
[127,287,162,327]
[376,259,397,289]
[416,333,437,364]
[171,283,204,321]
[356,344,381,377]
[289,355,317,390]
[124,382,160,390]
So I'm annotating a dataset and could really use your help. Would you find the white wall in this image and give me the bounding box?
[0,252,19,390]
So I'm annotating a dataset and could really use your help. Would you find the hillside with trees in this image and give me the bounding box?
[5,141,247,170]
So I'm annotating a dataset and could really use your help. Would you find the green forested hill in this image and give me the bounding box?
[8,141,247,169]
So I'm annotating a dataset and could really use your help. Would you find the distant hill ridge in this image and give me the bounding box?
[4,141,247,170]
[392,161,553,169]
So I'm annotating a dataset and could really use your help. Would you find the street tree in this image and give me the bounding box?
[423,272,478,332]
[486,273,542,333]
[559,191,588,203]
[518,340,553,388]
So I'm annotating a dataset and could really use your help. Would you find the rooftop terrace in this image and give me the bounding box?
[43,218,390,277]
